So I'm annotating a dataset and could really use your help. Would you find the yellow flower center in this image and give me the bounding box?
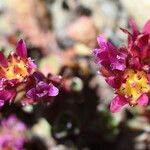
[118,69,150,105]
[4,56,28,82]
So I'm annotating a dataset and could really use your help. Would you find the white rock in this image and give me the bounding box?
[120,0,150,28]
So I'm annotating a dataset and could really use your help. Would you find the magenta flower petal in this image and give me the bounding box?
[129,57,141,70]
[120,28,133,50]
[142,20,150,34]
[129,18,139,37]
[121,18,139,50]
[0,80,3,88]
[111,61,126,70]
[137,93,149,106]
[0,90,16,103]
[33,71,45,82]
[136,34,149,60]
[93,36,126,71]
[0,52,8,67]
[97,36,107,48]
[0,100,4,107]
[110,96,128,113]
[36,82,49,97]
[26,88,36,99]
[105,76,121,89]
[48,84,59,96]
[16,39,27,59]
[37,81,49,89]
[147,74,150,83]
[27,60,36,71]
[36,91,48,97]
[15,122,26,131]
[93,49,108,64]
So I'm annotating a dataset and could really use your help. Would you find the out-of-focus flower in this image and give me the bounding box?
[68,16,97,47]
[0,115,26,150]
[93,19,150,112]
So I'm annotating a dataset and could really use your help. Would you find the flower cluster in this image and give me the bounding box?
[0,115,26,150]
[93,19,150,112]
[0,39,59,107]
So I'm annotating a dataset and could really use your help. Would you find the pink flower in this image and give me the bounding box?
[0,115,26,150]
[0,39,36,86]
[26,79,58,100]
[93,19,150,112]
[0,39,37,106]
[23,72,59,105]
[0,39,60,107]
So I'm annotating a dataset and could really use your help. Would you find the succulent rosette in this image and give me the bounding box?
[93,19,150,112]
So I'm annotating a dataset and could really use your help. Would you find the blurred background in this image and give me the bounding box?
[0,0,150,150]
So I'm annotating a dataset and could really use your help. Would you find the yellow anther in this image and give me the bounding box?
[118,69,150,105]
[4,56,28,82]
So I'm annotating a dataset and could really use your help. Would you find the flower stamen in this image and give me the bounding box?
[4,56,29,82]
[118,69,150,105]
